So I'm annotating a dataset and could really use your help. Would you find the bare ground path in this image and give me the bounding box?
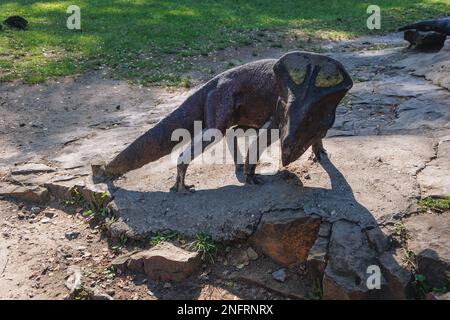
[1,33,449,299]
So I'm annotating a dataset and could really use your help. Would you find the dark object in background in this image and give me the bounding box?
[398,17,450,35]
[404,30,447,51]
[4,16,28,30]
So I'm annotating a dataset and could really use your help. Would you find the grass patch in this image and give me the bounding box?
[83,191,110,218]
[1,0,449,85]
[418,196,450,211]
[150,230,179,246]
[188,231,217,263]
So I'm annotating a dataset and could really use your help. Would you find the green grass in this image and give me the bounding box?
[150,230,179,246]
[418,196,450,211]
[189,231,217,263]
[1,0,449,85]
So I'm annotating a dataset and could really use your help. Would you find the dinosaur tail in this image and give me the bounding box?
[104,87,208,176]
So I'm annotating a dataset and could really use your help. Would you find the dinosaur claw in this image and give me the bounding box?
[245,174,265,185]
[171,182,195,193]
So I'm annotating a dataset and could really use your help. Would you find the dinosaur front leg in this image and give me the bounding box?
[310,139,327,162]
[244,121,276,185]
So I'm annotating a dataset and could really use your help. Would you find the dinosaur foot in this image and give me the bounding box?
[171,182,196,194]
[310,146,328,163]
[245,174,265,185]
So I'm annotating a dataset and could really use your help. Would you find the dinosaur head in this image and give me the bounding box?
[273,51,353,166]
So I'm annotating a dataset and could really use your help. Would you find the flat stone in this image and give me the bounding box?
[404,213,450,288]
[11,163,56,175]
[393,41,450,90]
[0,183,49,204]
[142,242,201,282]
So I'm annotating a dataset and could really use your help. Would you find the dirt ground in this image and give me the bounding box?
[0,198,295,300]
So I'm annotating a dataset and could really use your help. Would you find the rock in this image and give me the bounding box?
[11,163,55,175]
[65,265,82,294]
[306,236,329,281]
[106,219,138,241]
[0,183,50,204]
[163,282,172,289]
[404,30,447,51]
[65,230,80,240]
[226,248,250,268]
[246,247,259,261]
[404,213,450,289]
[4,16,28,30]
[142,242,201,282]
[250,216,321,267]
[392,41,450,90]
[127,251,146,273]
[229,257,311,299]
[40,217,51,224]
[365,227,389,254]
[272,269,287,282]
[17,212,25,220]
[111,252,134,273]
[44,211,55,218]
[92,289,114,300]
[317,222,332,238]
[322,221,382,299]
[30,206,42,215]
[379,249,413,299]
[91,162,107,180]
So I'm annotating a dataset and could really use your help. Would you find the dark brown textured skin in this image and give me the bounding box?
[100,52,353,192]
[398,17,450,35]
[104,59,279,191]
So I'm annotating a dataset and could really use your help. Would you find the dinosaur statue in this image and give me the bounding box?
[93,51,353,192]
[398,17,450,35]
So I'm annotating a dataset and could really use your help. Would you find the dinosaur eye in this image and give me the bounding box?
[288,67,306,85]
[315,66,344,88]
